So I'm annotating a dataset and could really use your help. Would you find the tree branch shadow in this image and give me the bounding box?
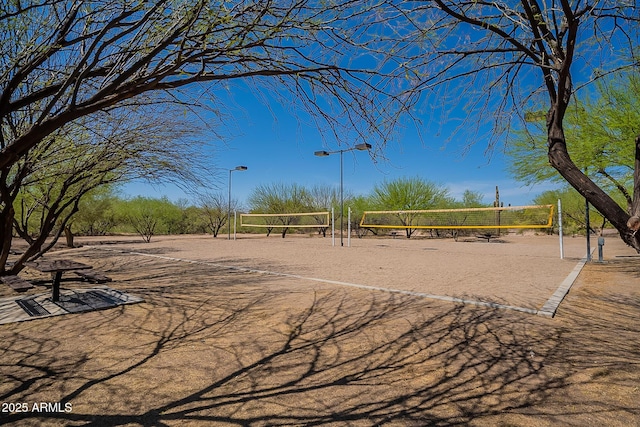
[1,251,638,426]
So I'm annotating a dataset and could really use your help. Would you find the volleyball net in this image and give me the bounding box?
[359,205,554,230]
[240,211,331,229]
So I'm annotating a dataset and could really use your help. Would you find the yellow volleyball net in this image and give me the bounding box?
[359,205,554,230]
[240,211,331,229]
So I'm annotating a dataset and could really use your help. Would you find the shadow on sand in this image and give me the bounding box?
[0,251,638,426]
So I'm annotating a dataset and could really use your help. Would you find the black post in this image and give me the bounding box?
[52,271,62,302]
[585,199,591,261]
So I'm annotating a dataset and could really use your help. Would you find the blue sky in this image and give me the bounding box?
[122,86,557,208]
[114,4,636,211]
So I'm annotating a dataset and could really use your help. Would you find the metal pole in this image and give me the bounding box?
[558,199,564,259]
[332,207,336,246]
[228,169,232,240]
[340,150,344,246]
[233,210,237,240]
[585,198,591,261]
[315,144,369,247]
[348,207,351,247]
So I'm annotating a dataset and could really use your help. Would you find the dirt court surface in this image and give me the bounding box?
[0,233,639,426]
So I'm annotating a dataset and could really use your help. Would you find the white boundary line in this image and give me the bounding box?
[91,247,588,316]
[537,255,590,318]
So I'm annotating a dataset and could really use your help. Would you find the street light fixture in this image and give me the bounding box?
[314,143,371,246]
[228,165,248,240]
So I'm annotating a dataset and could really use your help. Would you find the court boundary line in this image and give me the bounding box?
[537,255,589,317]
[92,246,587,316]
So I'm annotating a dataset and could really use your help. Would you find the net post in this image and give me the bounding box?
[348,207,351,247]
[585,199,591,261]
[234,210,237,241]
[558,199,564,259]
[332,208,336,246]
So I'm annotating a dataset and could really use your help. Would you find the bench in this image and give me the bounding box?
[1,275,35,292]
[74,270,112,284]
[477,233,495,242]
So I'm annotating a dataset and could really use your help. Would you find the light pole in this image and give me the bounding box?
[228,165,247,240]
[314,143,371,246]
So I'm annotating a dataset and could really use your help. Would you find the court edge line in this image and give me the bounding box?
[537,255,590,318]
[92,246,552,315]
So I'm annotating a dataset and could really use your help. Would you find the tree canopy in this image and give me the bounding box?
[1,104,204,272]
[507,73,640,211]
[3,0,640,266]
[370,176,452,237]
[533,187,614,235]
[0,1,415,168]
[248,183,313,238]
[386,1,640,249]
[0,1,421,271]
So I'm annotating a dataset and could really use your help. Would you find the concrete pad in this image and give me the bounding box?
[0,286,144,325]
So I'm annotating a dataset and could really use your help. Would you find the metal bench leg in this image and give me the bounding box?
[52,271,63,302]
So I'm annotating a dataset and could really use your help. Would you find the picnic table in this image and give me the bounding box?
[25,259,92,302]
[476,233,496,242]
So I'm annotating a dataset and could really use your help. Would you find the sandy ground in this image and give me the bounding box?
[0,232,638,426]
[78,232,599,312]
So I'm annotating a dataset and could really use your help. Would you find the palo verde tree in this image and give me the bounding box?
[64,187,119,244]
[369,177,452,238]
[0,1,421,274]
[458,190,487,209]
[116,196,183,243]
[507,73,640,213]
[349,194,376,238]
[248,183,313,238]
[2,107,203,274]
[390,1,640,249]
[534,187,611,235]
[198,192,239,238]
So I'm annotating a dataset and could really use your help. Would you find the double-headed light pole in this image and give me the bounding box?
[228,165,248,240]
[314,143,371,246]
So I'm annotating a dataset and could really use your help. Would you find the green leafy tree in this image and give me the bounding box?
[459,190,487,208]
[308,185,339,211]
[0,2,422,273]
[182,205,208,235]
[2,108,203,273]
[308,184,353,238]
[508,74,639,212]
[70,189,119,237]
[118,197,182,243]
[369,177,452,238]
[534,188,610,236]
[198,193,240,238]
[349,195,376,238]
[248,183,312,238]
[156,198,184,236]
[384,2,639,249]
